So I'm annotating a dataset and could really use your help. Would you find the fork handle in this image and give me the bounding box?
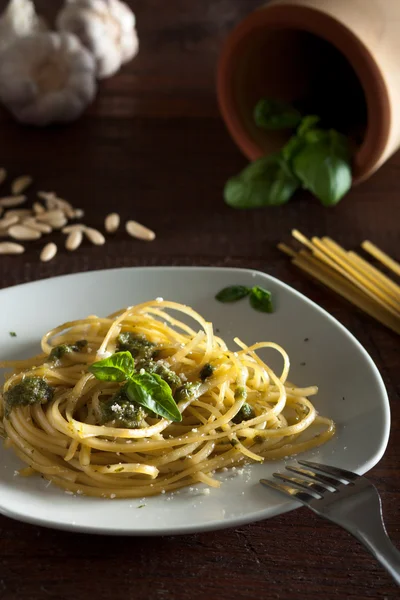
[347,523,400,585]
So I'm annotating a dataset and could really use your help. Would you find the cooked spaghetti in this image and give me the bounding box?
[0,300,335,498]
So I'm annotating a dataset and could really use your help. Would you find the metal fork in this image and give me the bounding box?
[260,460,400,585]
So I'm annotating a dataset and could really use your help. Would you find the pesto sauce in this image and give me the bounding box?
[174,381,201,403]
[4,377,54,417]
[117,332,156,364]
[141,360,182,388]
[200,363,214,381]
[232,402,255,424]
[234,386,247,400]
[99,386,148,428]
[49,339,87,363]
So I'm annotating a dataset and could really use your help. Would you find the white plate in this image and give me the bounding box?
[0,267,390,535]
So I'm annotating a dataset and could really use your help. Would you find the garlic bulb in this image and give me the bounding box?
[0,32,97,126]
[0,0,46,54]
[57,0,139,79]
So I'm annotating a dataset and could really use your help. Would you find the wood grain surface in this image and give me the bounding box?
[0,1,399,599]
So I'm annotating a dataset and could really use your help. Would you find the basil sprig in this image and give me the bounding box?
[224,154,300,209]
[224,98,352,209]
[89,351,182,422]
[254,98,302,130]
[216,285,273,313]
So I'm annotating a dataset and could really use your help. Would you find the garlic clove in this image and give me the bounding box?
[0,0,47,54]
[57,0,139,79]
[0,32,97,126]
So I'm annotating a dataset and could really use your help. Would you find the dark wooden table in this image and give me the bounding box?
[0,1,399,598]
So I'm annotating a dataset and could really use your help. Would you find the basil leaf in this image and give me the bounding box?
[126,372,182,422]
[215,286,251,303]
[89,351,135,382]
[293,132,352,206]
[224,155,299,209]
[282,134,306,164]
[249,286,274,313]
[297,115,321,137]
[254,98,302,130]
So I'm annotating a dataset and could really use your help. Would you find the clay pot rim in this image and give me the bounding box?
[217,4,391,184]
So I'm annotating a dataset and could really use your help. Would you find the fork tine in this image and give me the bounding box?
[274,473,325,498]
[286,465,340,491]
[298,460,358,483]
[260,478,299,496]
[260,478,317,503]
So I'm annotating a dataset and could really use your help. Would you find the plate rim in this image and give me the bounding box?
[0,266,391,535]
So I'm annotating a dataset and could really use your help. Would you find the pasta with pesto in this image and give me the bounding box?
[0,300,335,498]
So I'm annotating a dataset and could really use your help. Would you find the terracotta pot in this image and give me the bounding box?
[217,0,400,183]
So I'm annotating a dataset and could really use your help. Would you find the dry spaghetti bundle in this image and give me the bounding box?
[0,300,334,498]
[279,232,400,335]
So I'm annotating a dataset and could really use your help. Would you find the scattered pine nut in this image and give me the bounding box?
[84,227,105,246]
[0,195,27,208]
[126,220,156,241]
[22,218,52,234]
[0,215,19,229]
[38,191,59,211]
[66,229,83,251]
[12,175,32,195]
[37,210,67,229]
[105,213,120,233]
[0,168,6,186]
[55,198,76,219]
[4,210,32,223]
[0,241,25,254]
[8,225,42,241]
[62,224,85,234]
[73,209,84,219]
[40,242,57,262]
[33,202,45,215]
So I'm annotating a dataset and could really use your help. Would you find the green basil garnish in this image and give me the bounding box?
[126,373,182,422]
[88,351,135,382]
[216,285,274,313]
[215,286,251,303]
[249,286,274,313]
[89,348,182,422]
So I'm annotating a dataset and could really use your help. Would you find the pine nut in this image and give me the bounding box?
[66,229,83,251]
[105,213,120,233]
[0,241,24,254]
[55,198,76,218]
[36,209,64,222]
[4,209,32,220]
[40,242,57,262]
[73,209,84,219]
[126,220,156,241]
[8,225,42,241]
[12,175,32,195]
[37,210,67,229]
[0,168,6,186]
[0,195,27,208]
[22,218,52,234]
[33,202,45,215]
[0,215,19,229]
[37,191,58,211]
[84,227,105,246]
[62,224,85,234]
